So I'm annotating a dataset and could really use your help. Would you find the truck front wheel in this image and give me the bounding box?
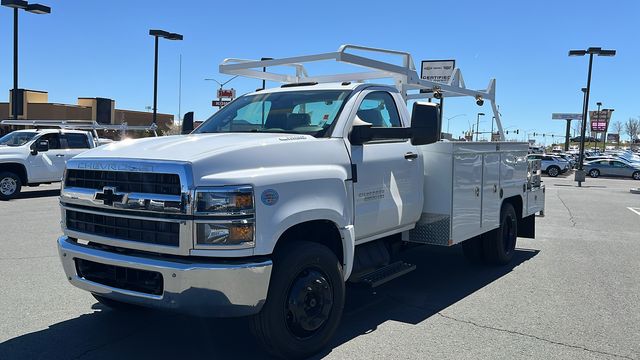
[0,172,22,200]
[250,241,345,359]
[483,203,518,265]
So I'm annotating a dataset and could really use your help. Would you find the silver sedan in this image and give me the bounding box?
[584,159,640,180]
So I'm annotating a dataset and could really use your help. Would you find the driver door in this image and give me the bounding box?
[27,133,67,182]
[349,90,423,241]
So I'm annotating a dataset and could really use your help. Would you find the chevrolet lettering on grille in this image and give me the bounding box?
[94,187,125,206]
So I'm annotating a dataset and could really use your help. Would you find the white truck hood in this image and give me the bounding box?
[71,133,351,186]
[74,133,315,162]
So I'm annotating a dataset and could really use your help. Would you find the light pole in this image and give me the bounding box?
[475,112,485,141]
[446,113,466,134]
[149,29,183,124]
[569,47,616,185]
[2,0,51,120]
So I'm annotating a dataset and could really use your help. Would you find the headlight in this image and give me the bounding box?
[195,186,254,215]
[194,186,255,249]
[196,220,255,248]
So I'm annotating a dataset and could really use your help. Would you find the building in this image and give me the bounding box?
[0,89,173,136]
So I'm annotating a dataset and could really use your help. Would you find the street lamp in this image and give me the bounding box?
[475,112,485,141]
[446,113,466,134]
[569,47,616,184]
[2,0,51,120]
[149,29,183,124]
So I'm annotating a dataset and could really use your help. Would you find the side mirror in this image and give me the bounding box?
[31,139,49,155]
[181,111,194,134]
[410,102,441,145]
[350,118,374,145]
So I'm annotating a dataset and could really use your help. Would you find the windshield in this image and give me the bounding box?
[0,131,37,147]
[195,90,351,137]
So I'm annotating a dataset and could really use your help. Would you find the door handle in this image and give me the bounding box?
[404,152,418,160]
[55,154,65,157]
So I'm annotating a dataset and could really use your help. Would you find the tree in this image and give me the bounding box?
[625,117,640,142]
[612,121,623,136]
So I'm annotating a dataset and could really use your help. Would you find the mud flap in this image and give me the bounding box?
[518,214,535,239]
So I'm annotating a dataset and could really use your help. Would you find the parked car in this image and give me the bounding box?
[584,159,640,180]
[527,154,570,177]
[556,153,576,168]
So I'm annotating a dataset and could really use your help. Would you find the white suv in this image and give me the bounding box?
[527,154,570,177]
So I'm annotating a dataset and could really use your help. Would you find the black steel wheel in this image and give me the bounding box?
[484,203,518,265]
[251,241,344,359]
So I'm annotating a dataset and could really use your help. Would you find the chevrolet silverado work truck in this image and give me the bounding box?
[57,45,545,358]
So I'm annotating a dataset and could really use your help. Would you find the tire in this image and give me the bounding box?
[92,294,143,312]
[633,171,640,180]
[483,203,518,265]
[462,235,485,264]
[250,241,345,359]
[0,171,22,200]
[547,166,560,177]
[589,169,600,178]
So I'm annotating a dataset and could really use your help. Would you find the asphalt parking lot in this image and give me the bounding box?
[1,176,639,360]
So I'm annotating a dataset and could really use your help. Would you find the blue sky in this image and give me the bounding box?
[0,0,638,144]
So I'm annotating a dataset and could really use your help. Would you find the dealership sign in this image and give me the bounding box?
[607,133,620,143]
[590,110,613,132]
[212,100,231,107]
[421,60,456,84]
[217,88,236,99]
[552,113,582,120]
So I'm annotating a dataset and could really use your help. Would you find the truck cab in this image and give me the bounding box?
[0,129,95,200]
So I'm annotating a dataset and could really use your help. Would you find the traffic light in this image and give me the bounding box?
[516,129,519,134]
[533,132,537,136]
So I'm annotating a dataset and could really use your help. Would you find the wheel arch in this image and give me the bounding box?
[273,218,354,280]
[0,162,28,184]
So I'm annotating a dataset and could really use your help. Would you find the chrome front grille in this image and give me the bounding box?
[66,209,180,247]
[65,169,181,196]
[61,159,194,255]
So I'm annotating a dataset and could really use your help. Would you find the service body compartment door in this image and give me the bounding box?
[451,153,482,242]
[482,153,501,229]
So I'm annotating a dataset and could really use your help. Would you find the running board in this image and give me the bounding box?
[357,261,416,288]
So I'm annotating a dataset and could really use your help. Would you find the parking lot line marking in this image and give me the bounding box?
[627,207,640,216]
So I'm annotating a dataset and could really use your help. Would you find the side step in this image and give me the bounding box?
[358,261,416,288]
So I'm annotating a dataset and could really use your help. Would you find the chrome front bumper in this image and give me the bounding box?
[57,236,272,317]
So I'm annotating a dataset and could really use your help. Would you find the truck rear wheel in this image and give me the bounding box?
[0,172,22,200]
[483,203,518,265]
[250,241,344,359]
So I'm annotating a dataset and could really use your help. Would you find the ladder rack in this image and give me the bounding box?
[219,44,504,141]
[1,119,158,137]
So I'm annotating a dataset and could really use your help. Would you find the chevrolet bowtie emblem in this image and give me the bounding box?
[95,187,124,206]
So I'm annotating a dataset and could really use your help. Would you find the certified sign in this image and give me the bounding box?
[421,60,456,84]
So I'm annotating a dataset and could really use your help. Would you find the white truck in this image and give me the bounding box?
[0,120,159,200]
[0,128,96,200]
[56,45,545,358]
